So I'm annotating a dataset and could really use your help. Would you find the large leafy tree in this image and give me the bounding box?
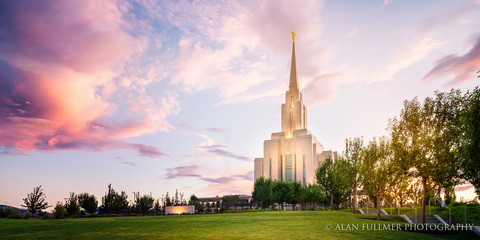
[460,86,480,196]
[304,184,324,209]
[389,91,461,223]
[22,185,51,216]
[272,180,294,210]
[252,177,274,209]
[359,136,393,220]
[78,193,98,214]
[345,137,363,214]
[316,157,352,210]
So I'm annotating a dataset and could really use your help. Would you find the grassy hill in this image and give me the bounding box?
[1,210,477,239]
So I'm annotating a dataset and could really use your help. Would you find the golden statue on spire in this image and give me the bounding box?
[290,30,296,44]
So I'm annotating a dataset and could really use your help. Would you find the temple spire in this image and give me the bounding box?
[289,41,299,91]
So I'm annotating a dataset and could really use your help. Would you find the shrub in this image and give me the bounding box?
[24,212,33,219]
[52,202,66,219]
[0,209,7,218]
[6,208,23,219]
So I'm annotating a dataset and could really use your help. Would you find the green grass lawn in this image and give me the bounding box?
[1,211,478,239]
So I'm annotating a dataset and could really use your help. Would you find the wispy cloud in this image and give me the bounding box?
[140,0,326,104]
[204,128,226,133]
[368,36,444,83]
[165,165,202,179]
[122,161,138,167]
[423,33,480,87]
[197,145,250,161]
[302,73,340,106]
[381,0,394,8]
[348,28,359,38]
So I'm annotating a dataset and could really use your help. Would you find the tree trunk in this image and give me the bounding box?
[353,187,357,214]
[330,194,334,211]
[377,195,381,220]
[422,181,427,224]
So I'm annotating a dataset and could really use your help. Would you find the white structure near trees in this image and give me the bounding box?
[254,35,337,186]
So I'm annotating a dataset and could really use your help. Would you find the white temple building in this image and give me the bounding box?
[254,34,337,186]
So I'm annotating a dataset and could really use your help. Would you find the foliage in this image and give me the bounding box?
[4,208,22,219]
[222,195,241,209]
[101,184,129,214]
[133,192,154,215]
[272,181,294,210]
[22,185,51,216]
[252,177,274,209]
[23,212,32,219]
[316,156,352,210]
[359,136,393,220]
[459,86,480,196]
[345,137,363,214]
[389,90,462,223]
[52,202,66,219]
[78,193,98,214]
[65,192,80,217]
[189,194,202,210]
[0,208,7,218]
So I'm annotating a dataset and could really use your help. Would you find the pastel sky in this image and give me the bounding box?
[1,0,479,209]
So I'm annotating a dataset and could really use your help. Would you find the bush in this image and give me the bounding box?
[24,212,33,219]
[0,209,7,218]
[6,208,23,219]
[52,202,66,219]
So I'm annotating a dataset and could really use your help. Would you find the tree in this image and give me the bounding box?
[345,137,363,214]
[389,92,461,223]
[359,136,393,220]
[272,180,294,210]
[78,193,98,214]
[133,192,154,215]
[459,86,480,196]
[22,185,51,216]
[101,184,129,214]
[316,157,352,210]
[189,194,202,210]
[65,192,80,217]
[52,202,66,219]
[291,181,304,210]
[252,177,274,209]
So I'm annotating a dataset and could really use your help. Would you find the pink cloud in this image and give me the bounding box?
[0,1,176,156]
[423,34,480,87]
[158,0,327,103]
[197,145,250,161]
[199,169,254,197]
[455,184,474,192]
[165,165,202,179]
[204,128,226,133]
[302,73,340,106]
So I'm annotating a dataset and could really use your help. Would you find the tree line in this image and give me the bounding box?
[252,86,480,223]
[10,184,197,219]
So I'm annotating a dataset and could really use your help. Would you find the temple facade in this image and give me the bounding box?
[254,36,337,186]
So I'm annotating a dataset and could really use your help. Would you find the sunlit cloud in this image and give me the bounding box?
[423,33,480,87]
[0,0,178,156]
